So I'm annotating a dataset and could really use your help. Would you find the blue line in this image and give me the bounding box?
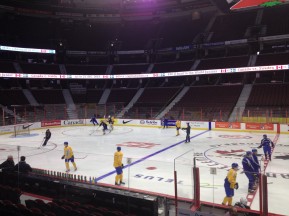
[95,130,210,182]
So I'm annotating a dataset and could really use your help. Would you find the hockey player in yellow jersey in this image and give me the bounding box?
[100,119,110,135]
[176,120,181,136]
[61,141,77,172]
[114,146,125,185]
[222,163,239,206]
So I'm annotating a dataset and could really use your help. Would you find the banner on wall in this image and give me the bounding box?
[41,120,61,127]
[139,119,159,126]
[0,125,14,133]
[215,122,241,129]
[181,121,208,129]
[245,123,274,130]
[161,119,176,127]
[62,119,85,126]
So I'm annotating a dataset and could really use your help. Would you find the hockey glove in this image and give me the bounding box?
[234,183,239,190]
[61,155,65,160]
[122,164,124,168]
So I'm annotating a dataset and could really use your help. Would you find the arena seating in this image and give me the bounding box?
[210,11,257,42]
[117,20,159,50]
[66,65,108,75]
[255,53,289,66]
[158,16,210,48]
[0,90,29,106]
[20,63,60,74]
[111,64,148,75]
[261,4,289,36]
[107,89,138,105]
[129,87,180,118]
[197,56,250,70]
[246,83,289,107]
[0,184,21,204]
[0,61,16,73]
[168,85,243,121]
[151,61,193,73]
[31,90,65,104]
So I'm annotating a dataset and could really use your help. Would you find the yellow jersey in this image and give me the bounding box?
[176,120,181,128]
[113,151,123,168]
[64,146,74,159]
[227,168,237,189]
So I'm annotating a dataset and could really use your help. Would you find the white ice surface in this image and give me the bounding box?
[0,126,288,215]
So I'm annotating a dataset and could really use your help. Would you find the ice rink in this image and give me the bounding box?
[0,125,288,215]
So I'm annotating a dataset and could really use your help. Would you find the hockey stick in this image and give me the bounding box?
[38,137,45,149]
[89,126,101,135]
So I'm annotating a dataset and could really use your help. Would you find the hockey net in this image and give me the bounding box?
[14,123,33,137]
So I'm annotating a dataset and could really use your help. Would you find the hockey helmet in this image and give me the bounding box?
[263,134,267,138]
[117,146,121,151]
[252,148,258,152]
[231,163,238,168]
[64,141,68,145]
[246,151,252,156]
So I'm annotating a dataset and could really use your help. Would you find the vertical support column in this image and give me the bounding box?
[95,104,98,117]
[220,110,222,121]
[14,107,16,125]
[34,106,36,122]
[191,166,200,211]
[270,110,272,123]
[64,105,67,120]
[259,173,263,216]
[174,170,178,216]
[262,174,268,216]
[277,123,280,134]
[2,108,5,126]
[84,104,87,120]
[24,106,27,120]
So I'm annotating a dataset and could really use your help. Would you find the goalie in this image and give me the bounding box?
[222,163,239,206]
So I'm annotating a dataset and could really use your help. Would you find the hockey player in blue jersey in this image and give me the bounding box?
[242,151,256,193]
[251,149,260,184]
[258,134,274,161]
[90,114,99,126]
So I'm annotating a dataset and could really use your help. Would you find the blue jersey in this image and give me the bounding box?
[259,138,274,149]
[242,157,254,172]
[90,116,98,125]
[251,154,260,172]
